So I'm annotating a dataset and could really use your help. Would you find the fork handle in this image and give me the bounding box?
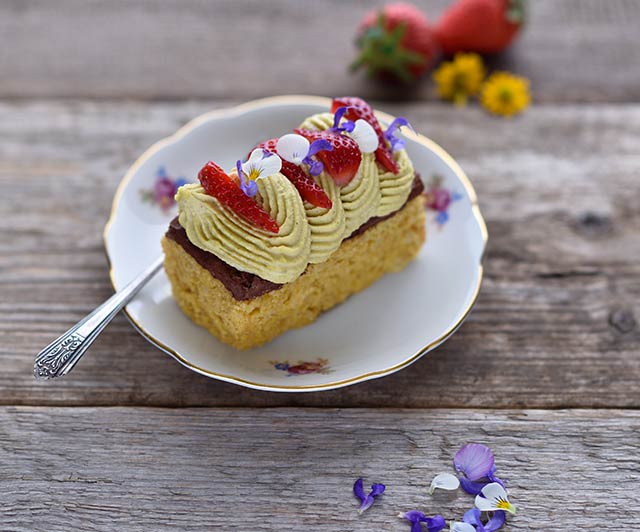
[34,256,164,380]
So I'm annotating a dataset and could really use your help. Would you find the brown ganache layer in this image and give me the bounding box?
[166,174,424,301]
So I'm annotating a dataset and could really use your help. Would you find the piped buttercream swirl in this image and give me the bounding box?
[176,174,311,284]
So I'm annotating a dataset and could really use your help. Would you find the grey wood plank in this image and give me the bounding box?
[0,100,638,408]
[1,407,639,530]
[1,0,639,102]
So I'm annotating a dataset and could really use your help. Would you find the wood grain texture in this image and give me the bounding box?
[1,100,638,408]
[1,0,639,102]
[2,407,639,531]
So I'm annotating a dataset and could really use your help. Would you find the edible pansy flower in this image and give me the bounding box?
[353,478,385,514]
[428,472,460,494]
[331,106,379,154]
[236,148,282,197]
[463,508,507,531]
[275,133,332,176]
[475,483,516,515]
[454,444,504,495]
[384,117,414,152]
[399,511,446,532]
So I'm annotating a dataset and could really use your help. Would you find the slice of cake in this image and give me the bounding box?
[162,96,426,349]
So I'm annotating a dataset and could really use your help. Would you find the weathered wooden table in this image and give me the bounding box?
[2,1,639,530]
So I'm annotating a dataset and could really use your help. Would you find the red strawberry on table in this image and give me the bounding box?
[352,2,438,83]
[434,0,525,55]
[198,161,279,234]
[257,138,332,209]
[331,96,398,175]
[293,129,362,187]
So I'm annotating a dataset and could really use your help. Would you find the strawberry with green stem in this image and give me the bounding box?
[351,2,438,83]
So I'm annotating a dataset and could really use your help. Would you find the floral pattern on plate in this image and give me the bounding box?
[271,358,333,376]
[140,166,189,212]
[424,174,463,226]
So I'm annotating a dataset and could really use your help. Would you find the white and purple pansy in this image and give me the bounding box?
[353,478,385,514]
[331,106,379,154]
[454,443,505,495]
[275,133,333,176]
[384,117,414,152]
[399,511,446,532]
[463,507,507,531]
[475,483,516,515]
[236,148,282,197]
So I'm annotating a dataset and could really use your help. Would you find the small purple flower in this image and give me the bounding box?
[400,511,446,532]
[304,139,333,176]
[236,159,258,197]
[454,444,504,495]
[276,134,332,177]
[384,117,413,152]
[354,478,385,514]
[463,508,506,532]
[331,106,356,134]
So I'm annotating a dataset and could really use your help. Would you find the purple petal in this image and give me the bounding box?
[454,444,495,481]
[333,106,350,130]
[370,483,385,497]
[485,511,506,532]
[353,478,366,503]
[306,158,324,177]
[463,508,482,526]
[359,495,375,513]
[411,522,423,532]
[459,477,488,495]
[342,120,356,133]
[403,510,427,523]
[242,180,258,197]
[425,515,446,532]
[307,139,333,158]
[384,117,413,139]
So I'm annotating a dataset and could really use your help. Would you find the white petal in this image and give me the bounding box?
[428,472,460,494]
[451,523,475,532]
[257,153,282,179]
[350,119,379,153]
[481,482,509,501]
[474,493,498,512]
[276,134,309,165]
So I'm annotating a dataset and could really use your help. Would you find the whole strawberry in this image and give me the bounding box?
[435,0,525,55]
[352,2,438,83]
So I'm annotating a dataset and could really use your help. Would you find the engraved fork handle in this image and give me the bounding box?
[34,256,164,380]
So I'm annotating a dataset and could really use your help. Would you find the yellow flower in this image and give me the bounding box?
[480,72,531,117]
[432,53,485,106]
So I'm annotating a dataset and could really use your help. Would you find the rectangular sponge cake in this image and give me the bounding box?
[162,194,426,349]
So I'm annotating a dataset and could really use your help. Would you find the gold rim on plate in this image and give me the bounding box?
[103,95,488,391]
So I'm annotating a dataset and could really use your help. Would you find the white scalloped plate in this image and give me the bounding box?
[104,96,487,392]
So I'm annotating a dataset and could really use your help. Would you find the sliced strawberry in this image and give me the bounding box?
[257,139,332,209]
[198,161,279,234]
[294,129,362,186]
[331,96,399,174]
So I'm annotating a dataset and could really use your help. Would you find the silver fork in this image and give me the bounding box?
[33,256,164,380]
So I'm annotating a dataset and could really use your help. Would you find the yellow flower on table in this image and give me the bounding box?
[481,72,531,117]
[432,53,485,106]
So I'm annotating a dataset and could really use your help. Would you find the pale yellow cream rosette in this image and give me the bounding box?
[375,147,414,217]
[303,171,346,264]
[176,173,311,284]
